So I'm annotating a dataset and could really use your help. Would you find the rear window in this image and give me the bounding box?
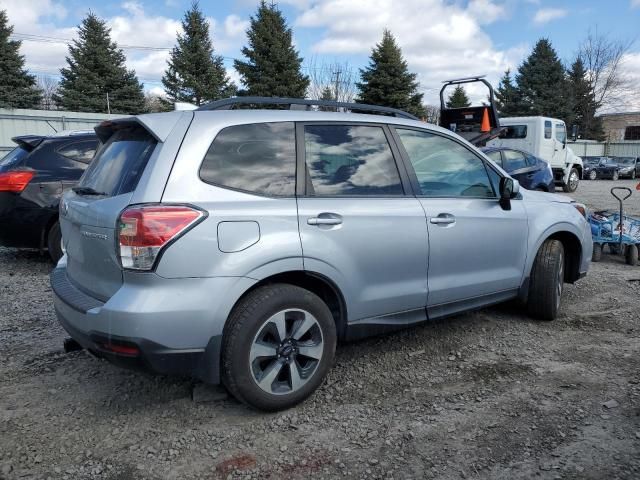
[78,127,156,197]
[500,125,527,139]
[57,140,99,164]
[0,147,29,172]
[199,122,296,196]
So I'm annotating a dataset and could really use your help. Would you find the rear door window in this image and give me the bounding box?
[78,127,156,197]
[200,122,296,196]
[58,140,99,164]
[0,147,28,172]
[500,125,527,139]
[544,121,552,139]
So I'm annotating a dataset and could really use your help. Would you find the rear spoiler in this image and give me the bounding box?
[95,111,192,144]
[11,135,45,152]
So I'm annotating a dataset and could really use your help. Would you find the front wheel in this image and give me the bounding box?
[631,170,636,180]
[612,170,619,181]
[222,284,337,411]
[589,170,597,180]
[527,239,565,320]
[562,168,579,192]
[592,243,602,262]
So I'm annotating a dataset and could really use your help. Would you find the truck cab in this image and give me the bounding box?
[487,117,583,192]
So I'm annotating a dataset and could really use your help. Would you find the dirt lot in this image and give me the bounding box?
[1,180,639,480]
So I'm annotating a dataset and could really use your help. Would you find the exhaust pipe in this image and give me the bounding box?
[63,337,83,353]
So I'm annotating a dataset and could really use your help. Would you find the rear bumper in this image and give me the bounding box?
[51,264,256,383]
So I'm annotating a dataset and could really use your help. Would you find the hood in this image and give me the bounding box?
[521,189,573,204]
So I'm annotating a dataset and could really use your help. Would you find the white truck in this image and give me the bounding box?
[487,117,583,192]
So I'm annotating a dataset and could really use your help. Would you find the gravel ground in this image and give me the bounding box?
[1,180,640,480]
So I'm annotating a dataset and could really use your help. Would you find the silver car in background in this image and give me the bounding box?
[51,98,591,411]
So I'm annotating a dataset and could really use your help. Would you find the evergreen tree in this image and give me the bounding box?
[495,69,523,116]
[234,1,308,98]
[567,57,604,140]
[515,38,570,119]
[0,10,41,108]
[55,13,145,114]
[320,85,335,102]
[446,85,471,108]
[356,30,425,118]
[162,1,235,106]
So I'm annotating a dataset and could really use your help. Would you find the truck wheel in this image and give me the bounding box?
[47,221,63,264]
[626,245,638,266]
[222,284,337,411]
[527,239,564,321]
[592,243,602,262]
[612,171,619,181]
[589,170,597,180]
[562,168,579,192]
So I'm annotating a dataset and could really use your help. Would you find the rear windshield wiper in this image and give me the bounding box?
[72,186,109,196]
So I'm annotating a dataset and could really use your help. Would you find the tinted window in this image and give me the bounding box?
[200,122,295,196]
[304,125,402,196]
[525,154,538,166]
[624,126,640,140]
[78,127,156,197]
[485,150,502,165]
[500,125,527,139]
[396,128,495,198]
[503,150,528,171]
[555,123,566,143]
[58,140,98,164]
[0,147,28,172]
[544,121,552,139]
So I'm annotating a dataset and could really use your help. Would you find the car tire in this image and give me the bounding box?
[592,243,602,262]
[625,245,638,266]
[588,170,597,180]
[612,171,619,181]
[562,168,579,192]
[527,239,565,321]
[631,170,636,180]
[222,284,337,411]
[609,243,621,255]
[47,221,63,264]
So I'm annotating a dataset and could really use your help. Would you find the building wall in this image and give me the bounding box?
[0,108,122,153]
[600,112,640,141]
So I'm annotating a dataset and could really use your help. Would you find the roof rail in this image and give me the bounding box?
[196,96,419,120]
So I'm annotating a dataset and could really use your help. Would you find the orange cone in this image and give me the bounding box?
[480,107,490,133]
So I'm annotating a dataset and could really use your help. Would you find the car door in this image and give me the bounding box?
[296,122,429,324]
[391,127,529,318]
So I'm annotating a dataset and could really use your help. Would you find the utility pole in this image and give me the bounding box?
[332,69,341,102]
[106,92,111,114]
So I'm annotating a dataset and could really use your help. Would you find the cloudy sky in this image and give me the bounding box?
[1,0,639,110]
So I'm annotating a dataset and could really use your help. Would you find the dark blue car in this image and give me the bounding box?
[481,147,555,192]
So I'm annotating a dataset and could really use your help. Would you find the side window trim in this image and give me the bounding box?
[390,125,500,199]
[296,121,411,197]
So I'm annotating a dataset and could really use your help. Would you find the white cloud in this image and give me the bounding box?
[617,52,640,111]
[295,0,522,104]
[532,8,568,25]
[631,0,640,8]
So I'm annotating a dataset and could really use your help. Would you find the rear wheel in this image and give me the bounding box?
[562,168,579,192]
[222,284,337,411]
[592,243,602,262]
[527,239,565,320]
[626,245,638,266]
[47,221,63,264]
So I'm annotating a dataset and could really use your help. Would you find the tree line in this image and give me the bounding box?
[0,1,632,139]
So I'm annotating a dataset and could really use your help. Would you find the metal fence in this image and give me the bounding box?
[0,108,120,154]
[568,140,640,158]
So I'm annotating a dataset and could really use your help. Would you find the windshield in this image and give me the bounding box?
[0,147,29,172]
[77,127,156,197]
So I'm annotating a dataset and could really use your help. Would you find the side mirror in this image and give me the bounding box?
[499,177,518,210]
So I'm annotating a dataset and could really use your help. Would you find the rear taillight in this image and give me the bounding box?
[117,205,205,270]
[0,171,35,192]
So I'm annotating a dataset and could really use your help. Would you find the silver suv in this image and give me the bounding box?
[51,98,591,411]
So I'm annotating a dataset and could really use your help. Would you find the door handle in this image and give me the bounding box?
[307,215,342,226]
[429,214,456,225]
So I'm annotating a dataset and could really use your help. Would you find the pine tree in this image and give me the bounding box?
[495,69,523,116]
[234,1,309,98]
[356,30,425,118]
[55,13,145,114]
[0,10,41,109]
[446,85,471,108]
[567,58,604,140]
[320,85,335,102]
[515,38,570,119]
[162,1,235,106]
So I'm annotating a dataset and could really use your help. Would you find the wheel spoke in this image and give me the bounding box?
[270,311,288,342]
[258,360,284,391]
[297,343,323,360]
[289,361,303,391]
[250,342,278,363]
[291,315,316,341]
